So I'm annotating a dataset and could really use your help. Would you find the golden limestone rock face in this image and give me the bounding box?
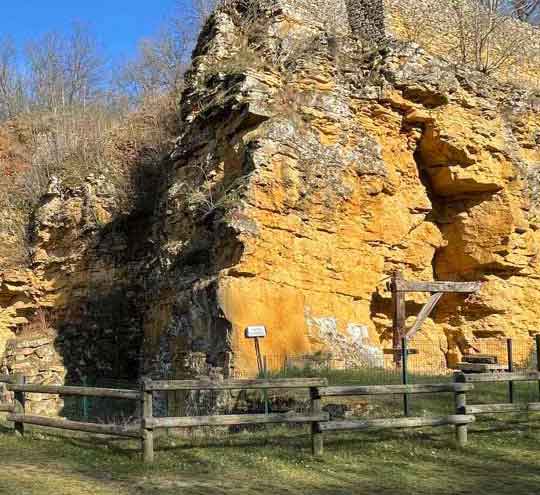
[147,3,540,380]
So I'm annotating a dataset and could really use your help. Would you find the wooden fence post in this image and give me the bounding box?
[454,374,468,447]
[141,377,154,463]
[536,333,540,402]
[310,386,323,456]
[13,374,25,436]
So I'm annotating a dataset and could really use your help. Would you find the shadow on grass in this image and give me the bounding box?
[3,421,540,495]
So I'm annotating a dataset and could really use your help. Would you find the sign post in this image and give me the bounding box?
[246,326,269,414]
[245,326,267,374]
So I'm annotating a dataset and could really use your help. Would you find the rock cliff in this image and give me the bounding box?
[0,175,150,389]
[144,0,540,379]
[2,0,540,389]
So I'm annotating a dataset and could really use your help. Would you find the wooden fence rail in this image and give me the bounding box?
[314,381,474,451]
[7,414,141,438]
[145,378,328,391]
[320,383,472,397]
[457,371,540,383]
[455,371,540,416]
[0,374,14,384]
[319,415,475,432]
[8,383,140,400]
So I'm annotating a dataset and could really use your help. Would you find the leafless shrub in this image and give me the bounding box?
[179,164,248,217]
[448,0,532,74]
[18,308,54,338]
[389,0,538,77]
[203,0,268,75]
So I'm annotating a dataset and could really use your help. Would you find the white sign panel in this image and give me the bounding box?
[245,325,267,338]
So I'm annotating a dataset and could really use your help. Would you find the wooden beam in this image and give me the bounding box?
[145,378,328,392]
[320,383,473,397]
[7,414,141,438]
[456,363,507,373]
[145,412,330,429]
[455,390,468,446]
[7,384,140,400]
[405,292,444,339]
[383,349,419,355]
[462,354,498,364]
[319,415,475,432]
[458,371,540,383]
[394,280,482,293]
[0,403,13,413]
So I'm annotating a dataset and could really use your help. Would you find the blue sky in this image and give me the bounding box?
[2,0,192,62]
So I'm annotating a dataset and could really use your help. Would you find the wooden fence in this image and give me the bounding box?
[6,380,141,438]
[455,371,540,415]
[0,376,479,463]
[140,378,329,463]
[316,383,475,450]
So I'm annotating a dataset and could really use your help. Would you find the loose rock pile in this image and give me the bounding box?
[1,332,66,415]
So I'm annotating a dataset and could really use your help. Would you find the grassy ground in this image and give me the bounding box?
[4,368,540,494]
[1,417,540,495]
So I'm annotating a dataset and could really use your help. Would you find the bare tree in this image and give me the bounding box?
[0,38,26,120]
[63,22,105,107]
[118,22,192,99]
[511,0,540,21]
[450,0,531,74]
[26,23,104,111]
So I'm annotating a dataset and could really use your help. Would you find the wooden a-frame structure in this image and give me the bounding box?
[389,271,482,363]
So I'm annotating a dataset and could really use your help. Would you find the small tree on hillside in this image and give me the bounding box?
[0,38,27,120]
[450,0,531,74]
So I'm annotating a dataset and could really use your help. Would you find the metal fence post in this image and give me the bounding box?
[263,356,269,415]
[82,376,88,421]
[141,377,154,463]
[507,339,514,404]
[13,374,25,436]
[402,338,410,417]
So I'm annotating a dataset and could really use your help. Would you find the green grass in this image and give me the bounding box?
[4,369,540,494]
[2,418,540,494]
